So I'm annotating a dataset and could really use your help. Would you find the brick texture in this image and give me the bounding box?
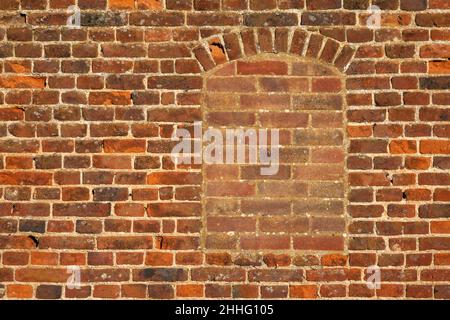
[0,0,449,300]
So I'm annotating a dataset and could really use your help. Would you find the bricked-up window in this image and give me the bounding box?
[202,55,347,255]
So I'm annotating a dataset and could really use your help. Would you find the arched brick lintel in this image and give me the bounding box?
[191,28,357,74]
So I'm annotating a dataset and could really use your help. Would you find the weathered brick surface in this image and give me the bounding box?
[0,0,449,299]
[204,56,346,253]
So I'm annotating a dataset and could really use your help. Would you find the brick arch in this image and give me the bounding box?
[190,28,357,74]
[199,48,350,266]
[178,26,358,266]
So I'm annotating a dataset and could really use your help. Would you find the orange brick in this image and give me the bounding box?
[290,285,318,299]
[176,284,204,297]
[420,140,450,154]
[389,140,417,154]
[0,76,45,88]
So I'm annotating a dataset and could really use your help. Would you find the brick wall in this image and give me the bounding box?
[203,56,346,253]
[0,0,449,299]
